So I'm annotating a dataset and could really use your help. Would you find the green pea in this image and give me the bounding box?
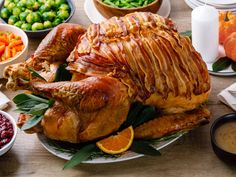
[55,0,66,8]
[14,21,24,28]
[8,15,19,25]
[21,23,32,30]
[43,20,52,29]
[57,10,69,20]
[0,8,11,19]
[59,4,69,11]
[13,0,19,3]
[52,18,61,26]
[26,13,34,24]
[25,9,32,13]
[12,7,21,16]
[32,22,44,31]
[7,2,16,12]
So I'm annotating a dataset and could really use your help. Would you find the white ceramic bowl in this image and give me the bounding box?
[0,110,17,156]
[0,24,28,78]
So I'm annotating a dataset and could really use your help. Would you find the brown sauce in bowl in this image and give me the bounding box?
[215,121,236,154]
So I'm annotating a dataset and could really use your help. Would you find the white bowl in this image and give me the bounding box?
[0,24,28,78]
[0,110,17,156]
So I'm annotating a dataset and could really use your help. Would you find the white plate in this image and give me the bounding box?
[198,0,236,5]
[185,0,236,11]
[37,132,183,164]
[206,45,236,76]
[84,0,171,24]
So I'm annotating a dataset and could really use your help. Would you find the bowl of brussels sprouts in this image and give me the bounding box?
[93,0,163,19]
[0,0,75,38]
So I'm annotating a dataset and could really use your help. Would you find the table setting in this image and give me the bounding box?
[0,0,236,176]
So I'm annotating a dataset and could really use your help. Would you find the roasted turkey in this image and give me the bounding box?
[4,12,211,144]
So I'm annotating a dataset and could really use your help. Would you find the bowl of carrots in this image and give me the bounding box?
[0,24,28,78]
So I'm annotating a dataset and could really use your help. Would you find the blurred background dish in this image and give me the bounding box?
[84,0,171,23]
[0,24,28,78]
[185,0,236,12]
[0,0,75,38]
[0,110,17,156]
[93,0,162,19]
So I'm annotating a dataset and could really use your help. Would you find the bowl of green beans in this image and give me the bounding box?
[93,0,163,19]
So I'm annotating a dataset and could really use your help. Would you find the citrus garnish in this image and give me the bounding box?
[96,126,134,155]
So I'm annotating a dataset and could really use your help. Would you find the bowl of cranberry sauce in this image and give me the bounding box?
[0,110,17,156]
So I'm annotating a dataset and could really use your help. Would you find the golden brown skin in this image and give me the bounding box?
[68,12,211,114]
[5,12,211,143]
[4,23,86,90]
[134,108,211,139]
[31,76,130,143]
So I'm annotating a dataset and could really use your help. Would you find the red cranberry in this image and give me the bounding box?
[0,113,14,149]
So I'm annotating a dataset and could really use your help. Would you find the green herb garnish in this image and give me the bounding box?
[212,57,232,72]
[13,93,55,130]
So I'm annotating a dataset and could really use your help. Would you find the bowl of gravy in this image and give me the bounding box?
[211,113,236,164]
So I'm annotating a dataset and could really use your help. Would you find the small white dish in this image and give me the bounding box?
[198,0,236,6]
[84,0,171,24]
[0,110,17,156]
[0,24,28,78]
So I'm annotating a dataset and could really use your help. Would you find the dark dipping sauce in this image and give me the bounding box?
[0,113,14,149]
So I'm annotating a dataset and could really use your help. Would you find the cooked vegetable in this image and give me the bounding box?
[101,0,155,8]
[0,0,71,31]
[0,31,24,62]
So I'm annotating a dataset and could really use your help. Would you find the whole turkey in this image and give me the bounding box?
[4,12,211,144]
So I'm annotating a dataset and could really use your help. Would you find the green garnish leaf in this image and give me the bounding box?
[21,115,43,131]
[131,141,161,156]
[212,57,232,72]
[28,67,47,81]
[121,102,157,129]
[63,144,97,170]
[29,103,49,116]
[180,30,192,40]
[54,64,72,82]
[13,94,32,104]
[232,61,236,72]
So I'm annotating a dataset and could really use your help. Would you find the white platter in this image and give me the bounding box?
[84,0,171,24]
[37,132,183,164]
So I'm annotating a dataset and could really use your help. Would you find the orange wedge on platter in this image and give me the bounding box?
[96,126,134,155]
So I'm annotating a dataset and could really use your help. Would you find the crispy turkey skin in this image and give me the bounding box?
[4,12,211,143]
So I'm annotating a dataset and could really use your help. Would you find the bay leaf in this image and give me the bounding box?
[21,115,43,131]
[212,57,232,72]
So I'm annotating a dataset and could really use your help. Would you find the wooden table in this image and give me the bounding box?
[1,0,236,176]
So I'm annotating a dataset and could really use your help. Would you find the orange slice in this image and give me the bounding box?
[96,126,134,155]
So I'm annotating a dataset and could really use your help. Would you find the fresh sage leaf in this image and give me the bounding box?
[131,141,161,156]
[180,30,192,40]
[54,64,72,82]
[21,115,44,131]
[13,94,32,104]
[132,106,156,128]
[232,61,236,72]
[28,67,47,81]
[63,144,97,170]
[120,102,144,129]
[29,103,49,116]
[212,57,232,72]
[17,100,42,109]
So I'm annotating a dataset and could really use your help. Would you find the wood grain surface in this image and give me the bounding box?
[1,0,236,177]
